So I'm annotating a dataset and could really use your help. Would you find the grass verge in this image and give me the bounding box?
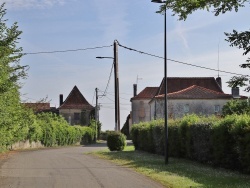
[91,146,250,188]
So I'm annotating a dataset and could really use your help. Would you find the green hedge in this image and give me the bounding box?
[131,114,250,173]
[0,111,95,152]
[35,113,95,147]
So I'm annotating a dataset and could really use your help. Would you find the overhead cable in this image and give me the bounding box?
[117,41,249,77]
[22,45,113,55]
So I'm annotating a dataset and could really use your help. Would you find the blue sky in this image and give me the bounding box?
[3,0,250,130]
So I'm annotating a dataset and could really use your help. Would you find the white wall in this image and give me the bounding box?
[150,98,230,119]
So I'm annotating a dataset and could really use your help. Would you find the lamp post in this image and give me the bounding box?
[151,0,168,164]
[96,41,120,132]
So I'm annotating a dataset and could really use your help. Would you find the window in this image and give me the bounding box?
[214,105,220,113]
[184,104,189,113]
[74,113,80,121]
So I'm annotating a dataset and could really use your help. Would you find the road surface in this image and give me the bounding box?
[0,142,164,188]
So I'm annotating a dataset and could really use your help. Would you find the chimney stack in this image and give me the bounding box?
[133,84,137,97]
[216,77,222,88]
[232,87,240,98]
[59,94,63,106]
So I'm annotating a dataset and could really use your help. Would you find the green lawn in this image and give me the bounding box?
[91,145,250,188]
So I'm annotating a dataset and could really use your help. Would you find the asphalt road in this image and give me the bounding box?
[0,142,164,188]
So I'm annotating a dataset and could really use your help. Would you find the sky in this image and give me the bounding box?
[2,0,250,131]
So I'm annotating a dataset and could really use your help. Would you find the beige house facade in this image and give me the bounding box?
[130,87,158,124]
[58,86,94,125]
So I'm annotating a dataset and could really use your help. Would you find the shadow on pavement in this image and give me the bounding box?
[83,140,133,148]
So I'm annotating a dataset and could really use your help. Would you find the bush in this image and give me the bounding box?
[107,131,126,151]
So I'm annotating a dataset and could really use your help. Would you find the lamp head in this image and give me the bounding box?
[151,0,165,3]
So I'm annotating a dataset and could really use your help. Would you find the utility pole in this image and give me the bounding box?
[95,88,98,141]
[114,40,120,131]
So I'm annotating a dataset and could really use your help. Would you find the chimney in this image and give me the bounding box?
[59,94,63,106]
[133,84,137,97]
[216,77,222,88]
[232,87,240,98]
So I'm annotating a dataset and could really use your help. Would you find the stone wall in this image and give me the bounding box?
[10,140,44,150]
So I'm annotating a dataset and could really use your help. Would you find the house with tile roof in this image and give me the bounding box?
[58,86,94,125]
[130,77,247,125]
[149,77,247,120]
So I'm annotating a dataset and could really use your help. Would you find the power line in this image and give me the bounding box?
[22,45,113,55]
[100,61,114,97]
[91,90,96,106]
[20,41,249,78]
[117,41,250,77]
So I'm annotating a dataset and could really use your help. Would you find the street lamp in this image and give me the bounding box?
[96,41,120,132]
[151,0,168,164]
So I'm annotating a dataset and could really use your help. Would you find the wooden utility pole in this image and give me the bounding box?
[114,40,120,131]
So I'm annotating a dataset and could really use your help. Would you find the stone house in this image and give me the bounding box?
[130,86,158,124]
[58,86,94,125]
[130,77,247,125]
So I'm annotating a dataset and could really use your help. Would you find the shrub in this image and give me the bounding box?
[107,131,126,151]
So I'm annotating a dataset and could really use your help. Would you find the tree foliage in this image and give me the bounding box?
[0,3,27,93]
[0,3,30,151]
[157,0,249,20]
[222,99,250,116]
[157,0,250,91]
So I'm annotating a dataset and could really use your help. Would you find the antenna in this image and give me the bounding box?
[217,39,220,77]
[136,75,143,84]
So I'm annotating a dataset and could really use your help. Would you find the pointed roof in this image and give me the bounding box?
[156,77,223,96]
[131,87,158,101]
[155,85,232,99]
[58,86,93,110]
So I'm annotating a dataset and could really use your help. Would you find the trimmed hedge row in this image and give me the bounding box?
[131,114,250,173]
[35,113,95,147]
[0,112,95,152]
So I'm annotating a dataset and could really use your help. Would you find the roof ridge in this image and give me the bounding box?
[168,85,228,96]
[59,86,93,109]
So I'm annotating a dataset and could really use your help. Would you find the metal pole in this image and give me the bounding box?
[95,88,98,141]
[164,9,168,164]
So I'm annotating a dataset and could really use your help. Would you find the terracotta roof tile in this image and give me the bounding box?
[23,103,51,112]
[131,87,158,101]
[155,85,232,99]
[58,86,94,110]
[157,77,223,95]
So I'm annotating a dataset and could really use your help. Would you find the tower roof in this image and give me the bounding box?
[58,86,93,110]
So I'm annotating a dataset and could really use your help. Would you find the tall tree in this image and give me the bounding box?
[0,3,27,93]
[0,3,30,150]
[157,0,250,91]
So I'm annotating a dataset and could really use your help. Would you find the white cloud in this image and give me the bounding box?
[175,22,190,50]
[2,0,66,9]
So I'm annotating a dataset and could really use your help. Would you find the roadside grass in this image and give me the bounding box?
[91,146,250,188]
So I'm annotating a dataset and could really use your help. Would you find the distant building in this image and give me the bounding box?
[23,103,57,114]
[58,86,94,125]
[130,86,158,124]
[130,77,247,125]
